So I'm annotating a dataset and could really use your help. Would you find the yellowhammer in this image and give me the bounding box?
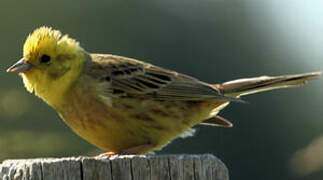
[7,27,321,155]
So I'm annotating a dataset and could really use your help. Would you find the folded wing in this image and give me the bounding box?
[88,54,243,102]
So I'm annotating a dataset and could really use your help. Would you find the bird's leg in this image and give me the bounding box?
[98,144,153,156]
[98,152,118,156]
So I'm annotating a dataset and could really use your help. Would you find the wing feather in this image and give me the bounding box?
[87,54,243,102]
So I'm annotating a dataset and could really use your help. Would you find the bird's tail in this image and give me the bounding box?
[202,72,321,127]
[217,72,321,97]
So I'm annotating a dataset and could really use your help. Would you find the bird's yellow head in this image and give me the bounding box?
[7,27,87,107]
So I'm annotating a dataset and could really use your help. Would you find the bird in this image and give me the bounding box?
[7,27,321,155]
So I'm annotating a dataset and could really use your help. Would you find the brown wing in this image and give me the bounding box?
[88,54,243,102]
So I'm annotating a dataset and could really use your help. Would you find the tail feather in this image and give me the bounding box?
[202,71,321,127]
[219,72,321,97]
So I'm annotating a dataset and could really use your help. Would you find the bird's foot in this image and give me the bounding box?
[98,144,153,157]
[98,151,118,157]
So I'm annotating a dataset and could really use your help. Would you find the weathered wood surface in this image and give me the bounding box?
[0,154,229,180]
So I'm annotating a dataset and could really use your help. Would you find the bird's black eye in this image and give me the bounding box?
[40,54,51,63]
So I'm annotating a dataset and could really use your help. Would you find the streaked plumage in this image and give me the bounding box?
[7,27,321,154]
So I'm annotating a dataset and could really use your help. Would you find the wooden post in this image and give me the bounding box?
[0,154,229,180]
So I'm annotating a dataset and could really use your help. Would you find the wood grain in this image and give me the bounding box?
[0,154,228,180]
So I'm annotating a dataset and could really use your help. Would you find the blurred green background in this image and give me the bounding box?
[0,0,322,179]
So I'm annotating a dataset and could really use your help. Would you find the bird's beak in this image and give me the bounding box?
[6,58,32,73]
